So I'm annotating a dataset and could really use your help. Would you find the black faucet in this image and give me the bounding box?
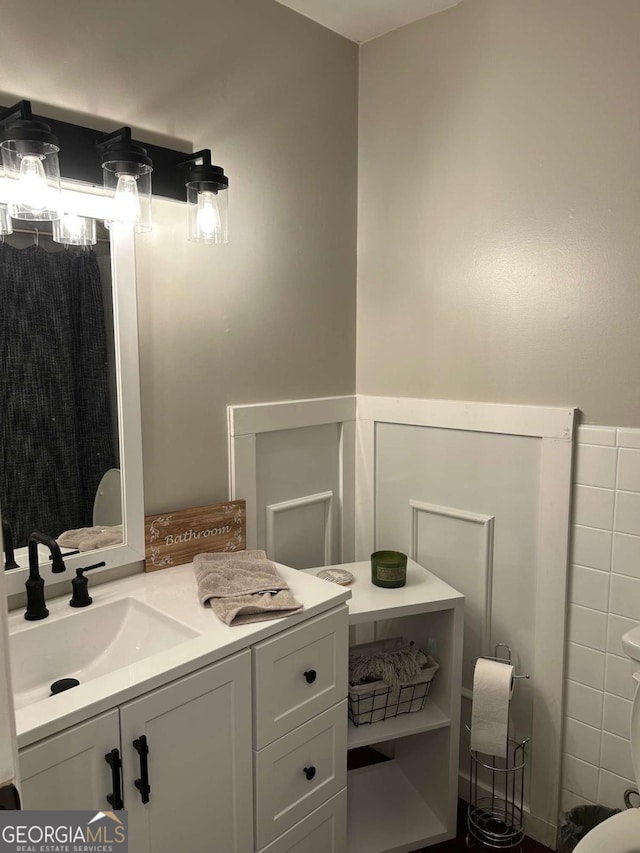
[25,532,67,621]
[2,518,19,570]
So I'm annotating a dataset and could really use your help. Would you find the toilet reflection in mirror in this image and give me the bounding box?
[0,221,123,555]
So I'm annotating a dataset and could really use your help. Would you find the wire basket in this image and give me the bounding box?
[348,636,439,726]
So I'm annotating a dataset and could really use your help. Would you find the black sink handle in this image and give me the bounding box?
[69,562,106,608]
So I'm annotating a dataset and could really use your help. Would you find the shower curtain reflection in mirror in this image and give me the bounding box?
[0,238,119,548]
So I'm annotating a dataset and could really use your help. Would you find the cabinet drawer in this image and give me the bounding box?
[253,605,348,748]
[259,788,346,853]
[254,701,347,849]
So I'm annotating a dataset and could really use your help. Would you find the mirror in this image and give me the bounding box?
[1,224,118,548]
[0,182,144,594]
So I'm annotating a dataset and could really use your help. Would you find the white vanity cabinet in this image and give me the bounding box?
[16,598,350,853]
[19,651,254,853]
[14,557,459,853]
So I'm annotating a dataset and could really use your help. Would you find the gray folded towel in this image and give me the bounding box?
[58,524,123,551]
[193,550,303,626]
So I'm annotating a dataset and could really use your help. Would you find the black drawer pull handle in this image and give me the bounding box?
[105,748,123,810]
[304,669,317,684]
[303,765,316,781]
[133,735,151,804]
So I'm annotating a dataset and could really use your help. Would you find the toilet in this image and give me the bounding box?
[573,625,640,852]
[92,468,122,527]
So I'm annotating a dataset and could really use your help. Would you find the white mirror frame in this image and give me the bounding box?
[0,179,145,595]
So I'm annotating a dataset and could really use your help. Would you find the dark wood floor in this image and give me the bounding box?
[419,829,551,852]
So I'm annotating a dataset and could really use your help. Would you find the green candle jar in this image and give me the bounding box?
[371,550,407,588]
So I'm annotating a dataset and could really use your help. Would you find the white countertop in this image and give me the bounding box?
[9,562,350,748]
[303,559,464,624]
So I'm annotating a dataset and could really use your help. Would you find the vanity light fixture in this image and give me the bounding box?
[178,149,229,244]
[0,99,229,245]
[0,205,13,236]
[0,100,62,222]
[52,213,97,247]
[98,128,153,233]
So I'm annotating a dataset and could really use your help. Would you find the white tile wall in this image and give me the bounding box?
[573,485,615,530]
[568,605,607,651]
[561,425,640,816]
[603,693,633,739]
[567,642,606,691]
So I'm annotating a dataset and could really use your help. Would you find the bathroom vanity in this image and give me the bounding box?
[11,564,349,853]
[9,558,463,853]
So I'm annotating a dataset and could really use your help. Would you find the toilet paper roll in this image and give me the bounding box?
[469,658,514,758]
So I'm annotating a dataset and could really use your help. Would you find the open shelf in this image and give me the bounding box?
[347,760,450,853]
[306,559,463,852]
[347,700,450,749]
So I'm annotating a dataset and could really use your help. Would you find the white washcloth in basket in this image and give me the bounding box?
[349,642,428,691]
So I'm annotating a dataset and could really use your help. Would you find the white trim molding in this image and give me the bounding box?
[229,395,356,437]
[409,500,494,656]
[266,491,334,566]
[357,395,575,440]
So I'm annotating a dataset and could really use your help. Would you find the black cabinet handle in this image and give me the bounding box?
[105,748,123,810]
[133,735,151,804]
[303,765,316,781]
[304,669,317,684]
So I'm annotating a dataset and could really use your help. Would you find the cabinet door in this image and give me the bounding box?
[19,710,120,810]
[121,651,253,853]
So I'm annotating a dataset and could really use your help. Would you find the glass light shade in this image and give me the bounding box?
[186,184,228,244]
[0,205,13,236]
[102,161,152,233]
[0,140,61,221]
[52,214,96,246]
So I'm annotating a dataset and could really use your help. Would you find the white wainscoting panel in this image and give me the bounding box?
[409,500,494,680]
[228,396,356,564]
[266,490,334,568]
[376,423,539,763]
[229,394,574,847]
[365,400,575,848]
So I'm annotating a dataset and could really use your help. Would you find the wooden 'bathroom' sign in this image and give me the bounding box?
[144,500,246,572]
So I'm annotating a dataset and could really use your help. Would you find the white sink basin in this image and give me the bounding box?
[10,597,199,710]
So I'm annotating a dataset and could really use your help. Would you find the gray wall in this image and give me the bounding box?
[358,0,640,426]
[1,0,358,513]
